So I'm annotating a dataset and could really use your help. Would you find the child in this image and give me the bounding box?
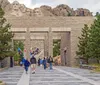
[24,58,30,74]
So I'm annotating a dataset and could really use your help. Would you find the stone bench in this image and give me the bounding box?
[88,65,98,70]
[80,64,98,70]
[80,64,89,69]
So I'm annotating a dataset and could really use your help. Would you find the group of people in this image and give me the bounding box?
[22,54,53,74]
[38,56,53,70]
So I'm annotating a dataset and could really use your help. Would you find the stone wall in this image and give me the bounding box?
[0,57,10,68]
[8,16,94,66]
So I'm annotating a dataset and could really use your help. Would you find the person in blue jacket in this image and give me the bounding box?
[43,57,47,70]
[24,58,30,74]
[40,58,43,66]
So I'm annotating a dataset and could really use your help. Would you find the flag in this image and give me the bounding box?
[18,48,21,52]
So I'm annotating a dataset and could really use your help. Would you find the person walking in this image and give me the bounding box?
[46,57,49,68]
[30,55,36,74]
[43,57,47,70]
[40,58,43,66]
[38,58,41,66]
[10,56,14,67]
[24,58,30,74]
[48,56,53,70]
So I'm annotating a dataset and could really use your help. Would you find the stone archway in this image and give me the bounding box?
[12,27,72,66]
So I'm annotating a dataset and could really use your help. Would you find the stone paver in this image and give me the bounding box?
[56,67,100,83]
[1,66,100,85]
[0,66,23,85]
[29,66,100,85]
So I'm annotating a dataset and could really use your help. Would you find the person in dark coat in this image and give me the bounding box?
[30,55,36,74]
[43,57,47,70]
[38,58,41,66]
[10,56,13,67]
[46,57,49,68]
[24,59,30,74]
[48,56,53,70]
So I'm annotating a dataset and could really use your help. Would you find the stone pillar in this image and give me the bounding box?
[60,32,71,66]
[44,33,49,57]
[61,33,66,66]
[24,28,31,59]
[48,27,53,57]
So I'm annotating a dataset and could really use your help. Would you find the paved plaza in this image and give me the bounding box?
[0,67,23,85]
[0,66,100,85]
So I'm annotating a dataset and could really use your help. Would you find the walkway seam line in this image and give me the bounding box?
[17,67,30,85]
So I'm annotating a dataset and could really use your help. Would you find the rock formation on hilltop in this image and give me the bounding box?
[52,4,92,16]
[0,0,11,13]
[40,5,54,16]
[75,8,92,16]
[53,4,74,16]
[0,0,93,17]
[10,1,33,17]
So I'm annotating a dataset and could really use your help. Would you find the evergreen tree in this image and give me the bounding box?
[53,40,61,57]
[0,7,13,60]
[87,14,100,63]
[95,12,99,17]
[14,41,24,52]
[14,41,24,61]
[67,11,72,16]
[76,24,90,61]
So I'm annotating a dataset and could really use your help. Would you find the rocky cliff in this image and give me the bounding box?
[0,0,11,13]
[0,0,92,17]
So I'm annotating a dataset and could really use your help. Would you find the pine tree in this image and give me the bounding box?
[67,12,72,16]
[53,40,60,57]
[14,41,24,61]
[95,12,99,17]
[87,14,100,63]
[0,7,13,60]
[14,41,24,52]
[76,24,90,61]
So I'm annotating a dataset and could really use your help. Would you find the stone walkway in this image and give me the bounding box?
[0,66,100,85]
[0,66,23,85]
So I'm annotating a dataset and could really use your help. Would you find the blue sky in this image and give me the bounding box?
[8,0,100,14]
